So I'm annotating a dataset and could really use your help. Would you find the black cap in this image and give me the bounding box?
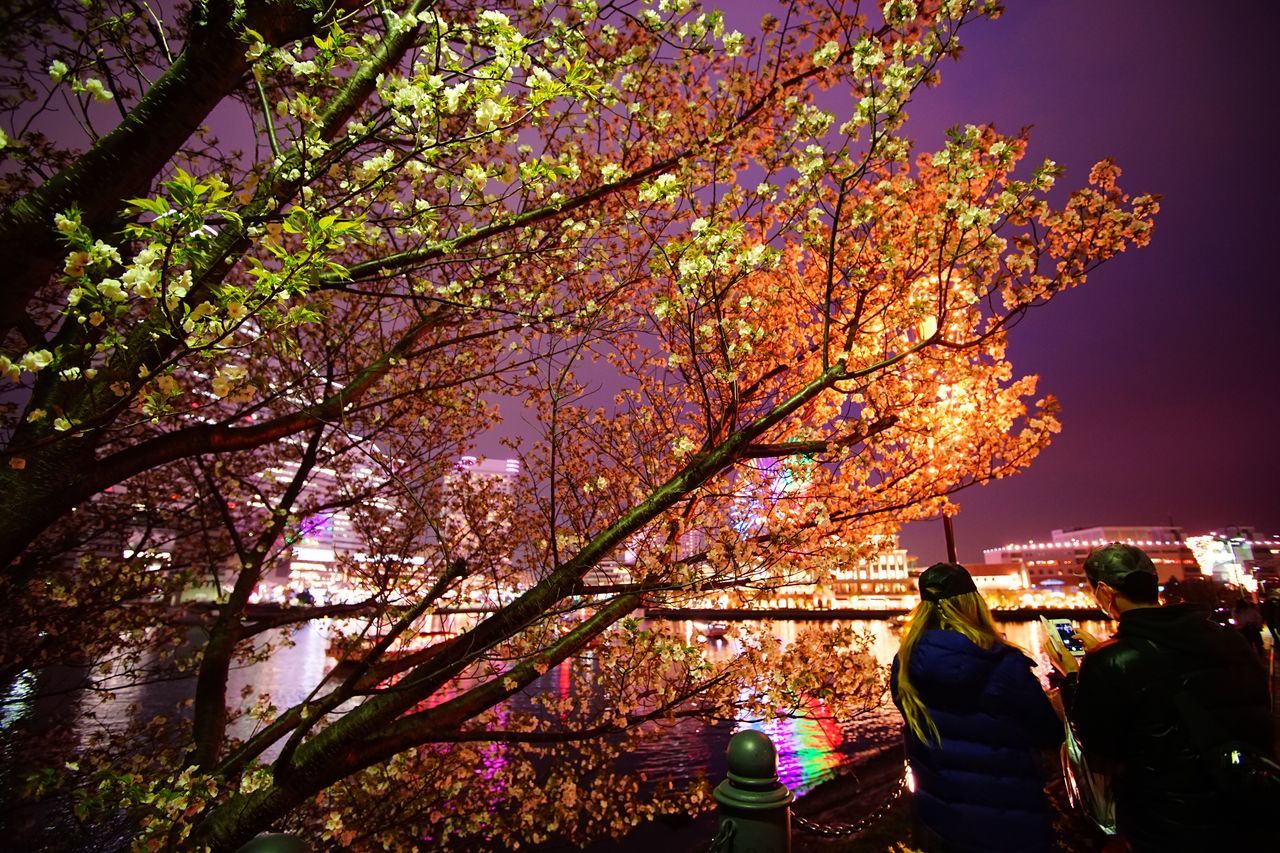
[918,562,978,602]
[1082,544,1158,601]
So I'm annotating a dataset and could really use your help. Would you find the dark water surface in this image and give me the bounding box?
[1,617,1106,849]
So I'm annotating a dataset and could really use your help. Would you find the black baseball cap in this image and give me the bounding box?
[918,562,978,602]
[1081,543,1158,601]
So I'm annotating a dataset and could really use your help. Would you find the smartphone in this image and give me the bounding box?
[1044,618,1086,656]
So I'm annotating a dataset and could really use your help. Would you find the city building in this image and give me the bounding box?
[983,525,1200,590]
[440,455,522,555]
[286,455,522,601]
[965,561,1028,594]
[827,536,916,606]
[582,558,634,592]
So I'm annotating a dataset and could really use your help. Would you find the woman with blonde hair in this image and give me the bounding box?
[891,563,1063,853]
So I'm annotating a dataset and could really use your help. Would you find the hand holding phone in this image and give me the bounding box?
[1042,617,1086,656]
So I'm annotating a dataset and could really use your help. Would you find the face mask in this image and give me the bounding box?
[1094,583,1117,619]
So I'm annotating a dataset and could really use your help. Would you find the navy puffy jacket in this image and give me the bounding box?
[890,629,1064,853]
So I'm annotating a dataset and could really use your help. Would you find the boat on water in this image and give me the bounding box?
[695,620,729,641]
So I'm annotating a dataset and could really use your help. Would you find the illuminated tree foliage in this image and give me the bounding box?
[0,0,1155,849]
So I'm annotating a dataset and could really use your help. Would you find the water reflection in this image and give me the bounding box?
[748,712,848,794]
[656,617,1111,794]
[51,616,1111,798]
[0,670,37,732]
[672,619,904,793]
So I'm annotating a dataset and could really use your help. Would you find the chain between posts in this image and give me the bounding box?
[791,779,905,839]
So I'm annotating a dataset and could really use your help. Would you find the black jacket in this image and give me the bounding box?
[1065,604,1274,851]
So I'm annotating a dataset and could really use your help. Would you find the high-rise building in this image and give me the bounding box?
[439,455,521,555]
[287,456,522,599]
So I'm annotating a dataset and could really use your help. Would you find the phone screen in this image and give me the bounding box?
[1056,622,1085,653]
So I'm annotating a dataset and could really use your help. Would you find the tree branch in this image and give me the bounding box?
[0,0,343,334]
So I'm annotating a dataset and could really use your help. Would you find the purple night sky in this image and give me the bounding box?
[853,0,1280,560]
[727,0,1279,561]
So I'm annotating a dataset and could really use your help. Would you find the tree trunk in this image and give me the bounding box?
[0,0,334,336]
[0,435,100,569]
[188,425,324,767]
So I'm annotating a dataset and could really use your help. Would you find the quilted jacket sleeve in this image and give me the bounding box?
[991,649,1064,749]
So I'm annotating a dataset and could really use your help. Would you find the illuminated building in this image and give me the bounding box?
[983,525,1199,590]
[719,454,920,608]
[1185,527,1280,591]
[445,455,522,489]
[582,557,633,591]
[288,486,369,590]
[965,561,1028,593]
[433,455,522,582]
[286,456,522,600]
[827,536,916,605]
[440,455,521,548]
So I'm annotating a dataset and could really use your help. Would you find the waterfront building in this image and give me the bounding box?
[282,451,426,597]
[966,561,1028,593]
[439,455,521,554]
[710,535,916,610]
[286,469,374,594]
[827,535,916,606]
[983,525,1200,590]
[582,558,633,591]
[286,455,522,602]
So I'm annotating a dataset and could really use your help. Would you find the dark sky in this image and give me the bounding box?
[848,0,1280,560]
[697,0,1280,561]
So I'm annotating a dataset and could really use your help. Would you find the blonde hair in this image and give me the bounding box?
[895,590,1005,745]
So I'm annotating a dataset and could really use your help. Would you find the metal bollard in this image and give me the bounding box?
[711,729,794,853]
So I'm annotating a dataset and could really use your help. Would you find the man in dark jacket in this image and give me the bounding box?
[1045,544,1275,851]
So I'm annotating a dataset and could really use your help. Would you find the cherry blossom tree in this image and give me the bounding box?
[0,1,1156,849]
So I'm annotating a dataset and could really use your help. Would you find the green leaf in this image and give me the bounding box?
[125,196,171,215]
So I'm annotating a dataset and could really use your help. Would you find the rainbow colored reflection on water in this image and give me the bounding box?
[738,701,848,793]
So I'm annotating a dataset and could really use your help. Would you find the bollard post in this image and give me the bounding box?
[712,729,794,853]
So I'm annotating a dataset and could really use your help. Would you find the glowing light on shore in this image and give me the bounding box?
[1185,535,1255,589]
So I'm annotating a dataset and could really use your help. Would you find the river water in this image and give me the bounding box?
[0,615,1108,852]
[43,617,1104,797]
